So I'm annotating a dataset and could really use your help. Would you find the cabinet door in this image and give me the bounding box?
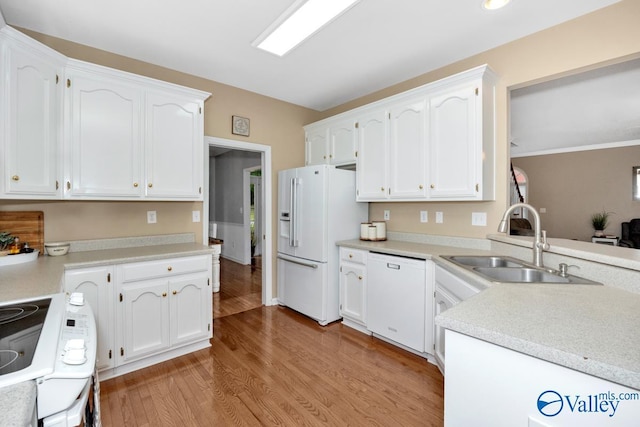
[120,280,170,362]
[389,98,428,199]
[329,119,357,165]
[356,110,388,200]
[2,34,62,197]
[169,276,211,346]
[339,262,366,325]
[64,267,114,371]
[428,84,480,199]
[305,127,328,165]
[434,286,458,372]
[145,91,203,199]
[65,66,143,198]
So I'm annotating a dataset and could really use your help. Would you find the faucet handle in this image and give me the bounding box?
[540,230,550,250]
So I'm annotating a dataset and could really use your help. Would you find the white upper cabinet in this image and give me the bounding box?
[355,109,388,200]
[145,91,203,199]
[0,27,210,201]
[428,78,494,200]
[64,62,144,198]
[308,64,496,202]
[388,97,428,200]
[305,117,357,166]
[0,28,64,199]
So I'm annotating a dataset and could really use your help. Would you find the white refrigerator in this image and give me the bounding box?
[277,164,368,325]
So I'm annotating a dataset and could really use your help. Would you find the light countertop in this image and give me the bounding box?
[337,237,640,390]
[0,242,214,303]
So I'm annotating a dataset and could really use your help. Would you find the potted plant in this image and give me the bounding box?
[0,231,15,256]
[591,210,613,237]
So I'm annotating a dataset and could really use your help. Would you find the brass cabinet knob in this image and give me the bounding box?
[349,254,353,258]
[162,292,167,297]
[11,175,19,181]
[430,184,435,189]
[358,275,363,280]
[172,290,177,295]
[66,181,71,190]
[148,183,153,188]
[133,182,139,187]
[167,266,172,272]
[419,184,423,189]
[380,187,385,192]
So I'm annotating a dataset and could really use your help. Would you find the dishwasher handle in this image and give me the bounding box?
[387,263,401,270]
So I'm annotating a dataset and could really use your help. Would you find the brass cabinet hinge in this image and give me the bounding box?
[119,293,123,302]
[355,122,359,129]
[108,349,112,359]
[199,106,202,114]
[340,266,342,273]
[475,183,479,192]
[208,278,210,286]
[55,74,59,84]
[355,151,358,158]
[120,347,124,356]
[208,323,211,332]
[475,87,479,96]
[199,187,202,194]
[107,273,111,283]
[55,181,59,190]
[66,78,71,88]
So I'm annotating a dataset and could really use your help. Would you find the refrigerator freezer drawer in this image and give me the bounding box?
[277,254,334,325]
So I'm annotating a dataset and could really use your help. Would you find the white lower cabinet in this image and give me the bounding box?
[63,254,212,379]
[117,256,212,365]
[63,266,115,371]
[434,265,482,373]
[339,248,367,329]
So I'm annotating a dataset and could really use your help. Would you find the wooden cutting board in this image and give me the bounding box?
[0,211,45,255]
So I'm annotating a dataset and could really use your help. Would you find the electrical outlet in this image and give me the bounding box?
[540,207,547,213]
[435,212,443,224]
[383,210,390,220]
[147,211,157,224]
[420,211,428,223]
[472,212,487,226]
[192,210,201,223]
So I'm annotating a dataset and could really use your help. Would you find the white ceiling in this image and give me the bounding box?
[510,57,640,157]
[0,0,622,111]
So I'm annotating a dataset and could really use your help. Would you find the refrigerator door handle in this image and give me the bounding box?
[277,254,318,269]
[290,177,299,247]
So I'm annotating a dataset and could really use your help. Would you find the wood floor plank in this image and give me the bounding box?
[99,257,444,426]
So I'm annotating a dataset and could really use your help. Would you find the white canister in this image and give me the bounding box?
[360,222,372,239]
[372,221,386,240]
[368,226,377,240]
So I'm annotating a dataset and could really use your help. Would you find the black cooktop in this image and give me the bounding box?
[0,298,51,375]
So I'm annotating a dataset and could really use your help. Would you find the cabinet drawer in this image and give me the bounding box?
[435,265,480,301]
[340,247,367,264]
[119,255,210,283]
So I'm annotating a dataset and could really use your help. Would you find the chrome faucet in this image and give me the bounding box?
[498,203,549,267]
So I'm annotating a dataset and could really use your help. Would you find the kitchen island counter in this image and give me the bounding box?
[0,242,213,303]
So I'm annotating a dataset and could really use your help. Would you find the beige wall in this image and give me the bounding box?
[320,0,640,238]
[512,145,640,241]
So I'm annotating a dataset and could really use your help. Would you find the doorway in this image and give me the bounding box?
[203,136,273,308]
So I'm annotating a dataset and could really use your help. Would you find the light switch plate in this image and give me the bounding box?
[383,210,390,220]
[435,212,443,223]
[192,210,201,223]
[420,211,428,223]
[147,211,157,224]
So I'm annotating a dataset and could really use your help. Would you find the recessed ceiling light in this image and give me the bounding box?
[483,0,511,10]
[253,0,361,57]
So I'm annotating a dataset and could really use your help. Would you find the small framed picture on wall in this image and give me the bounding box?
[232,115,250,136]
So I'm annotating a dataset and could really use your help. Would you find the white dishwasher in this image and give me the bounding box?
[367,252,426,352]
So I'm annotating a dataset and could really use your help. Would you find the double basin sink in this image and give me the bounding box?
[442,255,601,285]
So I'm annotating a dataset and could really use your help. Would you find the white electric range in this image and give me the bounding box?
[0,293,98,426]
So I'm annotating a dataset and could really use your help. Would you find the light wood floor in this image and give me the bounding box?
[213,257,263,319]
[98,256,444,426]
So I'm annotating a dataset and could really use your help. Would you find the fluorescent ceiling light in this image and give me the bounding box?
[254,0,361,56]
[483,0,511,10]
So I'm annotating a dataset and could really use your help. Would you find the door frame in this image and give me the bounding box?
[203,136,273,306]
[244,167,262,260]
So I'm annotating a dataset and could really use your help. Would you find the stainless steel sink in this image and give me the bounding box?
[444,255,525,268]
[441,255,602,285]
